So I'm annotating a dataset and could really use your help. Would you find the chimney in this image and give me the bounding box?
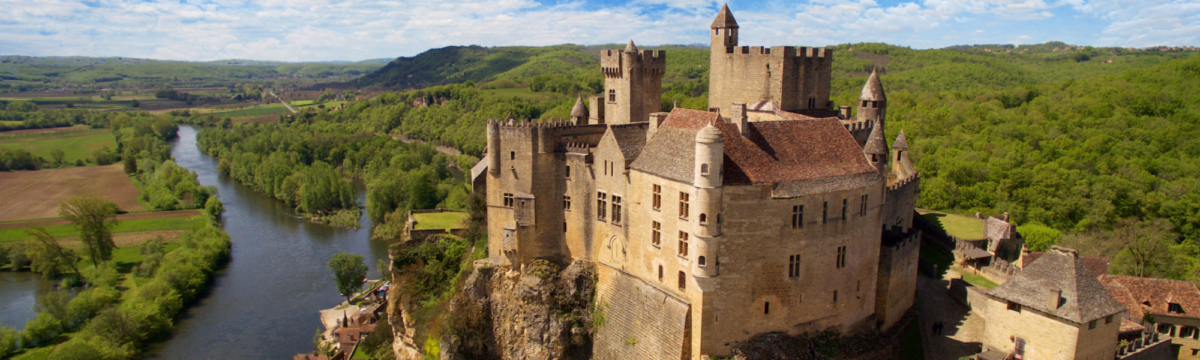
[1003,212,1011,222]
[589,96,605,124]
[839,105,851,119]
[1047,289,1062,310]
[648,112,668,141]
[732,102,748,137]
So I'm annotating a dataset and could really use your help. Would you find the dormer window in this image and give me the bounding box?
[1170,303,1185,314]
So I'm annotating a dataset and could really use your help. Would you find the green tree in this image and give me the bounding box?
[25,225,82,280]
[123,153,138,174]
[59,195,120,267]
[51,148,66,165]
[1018,223,1062,252]
[328,252,368,303]
[0,326,16,359]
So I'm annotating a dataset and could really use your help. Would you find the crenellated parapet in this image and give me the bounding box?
[886,173,920,193]
[600,49,666,78]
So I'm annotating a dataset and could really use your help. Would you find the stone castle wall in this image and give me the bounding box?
[875,227,920,330]
[601,49,664,125]
[592,264,690,360]
[883,175,920,230]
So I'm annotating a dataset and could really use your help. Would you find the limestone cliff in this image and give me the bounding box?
[389,259,598,360]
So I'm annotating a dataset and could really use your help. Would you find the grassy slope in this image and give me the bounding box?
[412,212,469,230]
[0,215,206,243]
[918,210,985,239]
[0,130,115,164]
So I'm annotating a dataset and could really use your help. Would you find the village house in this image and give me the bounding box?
[1103,275,1200,359]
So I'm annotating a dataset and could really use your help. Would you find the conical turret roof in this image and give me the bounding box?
[860,67,886,101]
[864,119,888,155]
[711,4,739,29]
[893,130,908,150]
[570,95,587,117]
[624,39,639,53]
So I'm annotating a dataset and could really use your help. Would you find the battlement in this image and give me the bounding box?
[722,46,830,60]
[886,173,920,192]
[881,225,921,249]
[488,118,578,129]
[563,142,593,155]
[600,49,666,78]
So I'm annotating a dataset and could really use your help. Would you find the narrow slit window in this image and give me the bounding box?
[658,265,663,281]
[608,89,616,103]
[860,195,868,216]
[563,195,571,211]
[565,165,571,178]
[510,151,515,160]
[678,271,686,290]
[764,302,770,315]
[836,246,847,269]
[822,202,828,224]
[841,199,847,220]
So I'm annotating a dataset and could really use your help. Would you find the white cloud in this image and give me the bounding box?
[1072,0,1200,47]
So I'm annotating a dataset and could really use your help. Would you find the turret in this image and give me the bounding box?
[858,68,887,132]
[570,95,587,124]
[487,120,500,175]
[693,122,723,278]
[892,130,908,176]
[710,4,738,50]
[864,119,888,174]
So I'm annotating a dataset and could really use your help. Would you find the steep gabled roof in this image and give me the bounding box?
[631,108,879,190]
[711,4,739,29]
[893,130,909,150]
[609,122,649,161]
[988,246,1126,324]
[860,68,886,101]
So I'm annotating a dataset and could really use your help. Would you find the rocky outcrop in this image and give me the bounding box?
[390,259,598,360]
[728,329,899,360]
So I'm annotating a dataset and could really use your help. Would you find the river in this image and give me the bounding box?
[139,125,390,359]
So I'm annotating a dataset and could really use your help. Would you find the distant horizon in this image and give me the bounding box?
[4,40,1193,65]
[0,0,1195,62]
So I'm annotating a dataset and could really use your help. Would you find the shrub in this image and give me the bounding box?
[0,326,17,359]
[21,312,62,346]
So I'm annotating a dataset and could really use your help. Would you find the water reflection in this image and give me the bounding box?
[142,126,389,359]
[0,272,56,330]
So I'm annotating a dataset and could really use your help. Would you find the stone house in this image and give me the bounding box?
[980,246,1127,360]
[476,4,921,359]
[1102,275,1200,359]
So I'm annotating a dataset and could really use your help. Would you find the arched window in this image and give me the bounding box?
[700,163,709,175]
[699,213,708,224]
[698,256,707,267]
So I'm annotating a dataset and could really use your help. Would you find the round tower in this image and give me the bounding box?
[693,123,723,278]
[863,119,888,175]
[570,95,587,124]
[858,68,887,132]
[487,120,500,175]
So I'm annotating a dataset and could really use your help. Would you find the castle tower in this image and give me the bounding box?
[892,130,908,176]
[487,120,500,175]
[570,95,587,124]
[864,118,888,175]
[601,40,665,125]
[692,122,724,278]
[858,68,887,131]
[710,4,738,50]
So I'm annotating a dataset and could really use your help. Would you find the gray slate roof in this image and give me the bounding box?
[860,68,886,101]
[711,4,739,29]
[864,119,888,155]
[609,122,649,161]
[893,130,908,150]
[571,95,587,117]
[987,246,1126,324]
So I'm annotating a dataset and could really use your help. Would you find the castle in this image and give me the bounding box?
[474,5,922,358]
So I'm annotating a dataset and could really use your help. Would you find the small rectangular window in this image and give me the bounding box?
[788,255,801,278]
[563,195,571,211]
[651,221,662,247]
[597,191,608,221]
[510,151,515,160]
[679,192,690,219]
[764,302,770,315]
[822,202,828,224]
[1007,301,1022,313]
[565,165,571,178]
[611,195,623,225]
[652,184,662,210]
[836,246,847,269]
[833,290,838,302]
[678,271,686,290]
[1089,320,1097,330]
[1105,315,1113,324]
[564,221,567,233]
[1170,303,1185,314]
[678,231,689,257]
[792,205,804,229]
[860,195,868,216]
[608,89,616,103]
[503,193,514,207]
[841,199,847,221]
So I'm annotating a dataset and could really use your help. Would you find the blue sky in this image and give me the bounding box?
[0,0,1196,62]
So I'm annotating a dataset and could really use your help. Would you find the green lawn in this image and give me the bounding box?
[952,268,1000,289]
[0,130,115,164]
[290,100,315,105]
[898,318,924,360]
[10,344,54,360]
[76,243,181,273]
[0,120,23,126]
[412,211,469,230]
[0,214,205,243]
[352,344,372,359]
[918,210,985,240]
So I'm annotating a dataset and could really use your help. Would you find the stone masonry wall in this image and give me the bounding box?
[592,264,690,360]
[981,296,1120,360]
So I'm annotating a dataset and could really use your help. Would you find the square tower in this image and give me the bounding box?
[601,41,665,125]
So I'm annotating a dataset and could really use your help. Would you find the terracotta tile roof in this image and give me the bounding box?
[630,108,880,190]
[988,246,1126,323]
[1100,275,1200,321]
[609,122,649,160]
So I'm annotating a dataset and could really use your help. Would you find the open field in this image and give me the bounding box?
[0,125,94,138]
[917,210,985,240]
[0,213,204,242]
[412,211,469,230]
[209,103,289,118]
[0,165,145,222]
[0,129,116,164]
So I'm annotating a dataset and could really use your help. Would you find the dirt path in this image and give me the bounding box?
[0,210,201,229]
[915,275,985,360]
